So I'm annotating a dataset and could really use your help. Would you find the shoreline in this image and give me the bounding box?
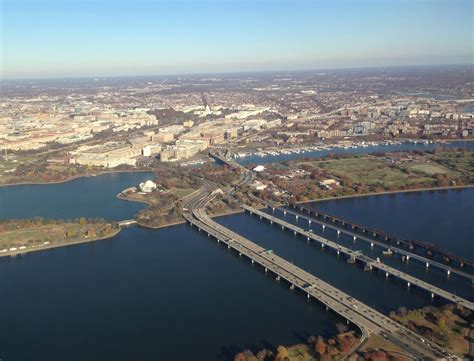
[298,184,474,204]
[0,169,154,189]
[0,227,121,259]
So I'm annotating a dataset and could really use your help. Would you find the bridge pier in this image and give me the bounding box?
[353,236,357,241]
[290,284,295,290]
[337,230,341,236]
[239,252,242,257]
[431,292,435,299]
[447,269,451,276]
[308,220,311,225]
[307,294,310,299]
[265,267,268,273]
[259,215,262,220]
[282,225,284,230]
[337,250,340,255]
[272,207,275,212]
[321,243,325,249]
[370,242,374,247]
[270,220,273,225]
[406,255,410,261]
[307,236,310,241]
[385,272,389,278]
[283,210,286,216]
[294,230,297,236]
[426,262,430,268]
[227,245,230,250]
[251,259,254,264]
[295,215,298,220]
[407,282,411,288]
[276,275,281,281]
[322,225,325,230]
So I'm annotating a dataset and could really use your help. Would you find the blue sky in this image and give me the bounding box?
[1,0,472,78]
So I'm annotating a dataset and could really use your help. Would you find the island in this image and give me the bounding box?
[0,218,120,257]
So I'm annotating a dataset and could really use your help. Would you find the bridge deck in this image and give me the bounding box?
[278,205,474,283]
[244,205,474,310]
[185,207,446,359]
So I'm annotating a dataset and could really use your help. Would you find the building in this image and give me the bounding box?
[139,180,157,193]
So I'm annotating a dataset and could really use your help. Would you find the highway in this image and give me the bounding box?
[243,205,474,311]
[182,184,451,360]
[277,205,474,283]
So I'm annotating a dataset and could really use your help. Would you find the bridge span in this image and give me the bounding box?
[243,205,474,310]
[275,205,474,283]
[182,186,450,359]
[292,203,473,270]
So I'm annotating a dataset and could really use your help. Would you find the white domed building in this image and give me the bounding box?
[139,180,157,193]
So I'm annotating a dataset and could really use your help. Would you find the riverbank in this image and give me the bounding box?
[0,168,153,188]
[297,184,474,204]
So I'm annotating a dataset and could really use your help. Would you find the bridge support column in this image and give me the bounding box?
[251,259,254,264]
[295,215,298,220]
[265,268,268,273]
[426,262,430,268]
[321,244,325,249]
[307,294,310,299]
[290,284,295,290]
[272,207,275,212]
[259,215,262,220]
[250,212,252,215]
[373,232,377,237]
[283,210,286,216]
[207,233,210,237]
[294,230,297,236]
[227,245,230,250]
[281,225,284,230]
[406,255,410,261]
[370,242,374,247]
[270,220,273,225]
[447,269,451,276]
[337,230,340,236]
[407,282,411,288]
[308,220,311,225]
[322,225,325,230]
[431,292,435,299]
[307,237,310,241]
[276,276,280,281]
[353,236,357,241]
[239,252,242,257]
[337,250,340,255]
[385,272,389,278]
[217,239,220,243]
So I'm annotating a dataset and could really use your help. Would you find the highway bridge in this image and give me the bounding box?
[182,186,451,360]
[273,205,474,283]
[243,205,474,311]
[293,203,473,270]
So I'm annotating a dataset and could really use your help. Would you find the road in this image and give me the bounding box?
[244,205,474,311]
[182,184,452,360]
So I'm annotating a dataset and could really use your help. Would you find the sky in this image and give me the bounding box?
[1,0,473,79]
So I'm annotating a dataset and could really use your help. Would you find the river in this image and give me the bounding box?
[236,140,474,165]
[0,172,472,360]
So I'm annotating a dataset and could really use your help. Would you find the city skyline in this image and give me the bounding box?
[2,0,472,79]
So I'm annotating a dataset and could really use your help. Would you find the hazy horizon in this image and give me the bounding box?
[2,0,472,79]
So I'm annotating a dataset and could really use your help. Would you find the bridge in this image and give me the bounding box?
[243,205,474,310]
[272,205,474,283]
[182,186,451,360]
[292,203,473,269]
[118,219,137,227]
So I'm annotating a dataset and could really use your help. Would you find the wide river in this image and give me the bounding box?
[0,171,473,360]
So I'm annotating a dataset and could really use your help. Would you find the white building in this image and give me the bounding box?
[139,180,157,193]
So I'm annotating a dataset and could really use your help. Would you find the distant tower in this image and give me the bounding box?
[201,93,211,112]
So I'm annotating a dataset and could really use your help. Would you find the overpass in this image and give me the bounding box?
[118,219,137,227]
[293,203,473,270]
[243,205,474,310]
[273,205,474,283]
[182,188,450,360]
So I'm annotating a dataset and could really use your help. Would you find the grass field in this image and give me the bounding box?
[304,156,435,187]
[402,162,458,176]
[0,222,116,250]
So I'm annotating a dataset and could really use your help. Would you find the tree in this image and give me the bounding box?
[276,345,288,361]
